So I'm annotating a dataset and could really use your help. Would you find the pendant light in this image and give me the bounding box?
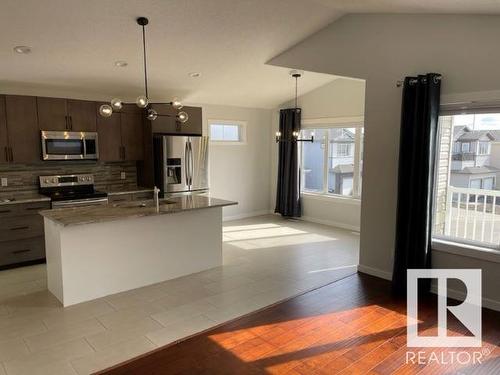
[275,71,313,143]
[99,17,189,123]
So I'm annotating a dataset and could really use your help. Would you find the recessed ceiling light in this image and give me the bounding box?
[114,60,128,68]
[13,46,32,54]
[189,72,201,78]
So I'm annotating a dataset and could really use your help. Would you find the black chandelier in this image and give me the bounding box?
[99,17,188,123]
[275,71,313,143]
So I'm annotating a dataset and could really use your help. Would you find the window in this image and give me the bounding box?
[478,142,489,155]
[300,123,363,198]
[208,120,246,144]
[336,143,352,157]
[433,111,500,250]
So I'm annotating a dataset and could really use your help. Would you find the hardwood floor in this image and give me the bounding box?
[98,273,500,375]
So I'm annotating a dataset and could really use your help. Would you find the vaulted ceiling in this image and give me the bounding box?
[1,0,499,108]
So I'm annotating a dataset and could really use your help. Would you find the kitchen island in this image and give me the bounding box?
[40,195,237,306]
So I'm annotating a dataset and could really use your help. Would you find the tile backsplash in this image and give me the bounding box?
[0,161,139,194]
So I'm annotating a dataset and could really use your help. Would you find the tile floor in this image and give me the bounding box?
[0,215,359,375]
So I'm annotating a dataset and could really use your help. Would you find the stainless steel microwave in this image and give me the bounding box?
[41,131,99,160]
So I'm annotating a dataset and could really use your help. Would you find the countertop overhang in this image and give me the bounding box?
[40,195,237,227]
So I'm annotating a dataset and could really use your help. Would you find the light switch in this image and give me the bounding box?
[1,178,7,187]
[120,172,126,180]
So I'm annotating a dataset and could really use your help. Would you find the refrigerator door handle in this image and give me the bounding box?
[189,140,194,186]
[184,140,190,188]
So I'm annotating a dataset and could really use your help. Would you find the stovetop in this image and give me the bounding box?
[39,185,107,202]
[38,173,107,202]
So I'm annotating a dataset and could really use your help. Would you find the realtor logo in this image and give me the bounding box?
[407,269,482,347]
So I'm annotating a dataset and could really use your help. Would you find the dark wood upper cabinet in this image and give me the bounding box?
[96,103,122,162]
[37,97,96,131]
[67,100,96,132]
[149,104,202,136]
[120,112,144,161]
[180,106,202,135]
[36,97,68,131]
[5,95,41,163]
[0,96,8,163]
[96,103,144,161]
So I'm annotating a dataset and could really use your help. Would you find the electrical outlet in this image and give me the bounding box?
[1,178,7,187]
[120,172,126,180]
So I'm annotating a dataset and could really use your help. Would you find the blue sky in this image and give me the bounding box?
[453,114,500,130]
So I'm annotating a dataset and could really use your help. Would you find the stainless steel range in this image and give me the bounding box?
[39,174,108,208]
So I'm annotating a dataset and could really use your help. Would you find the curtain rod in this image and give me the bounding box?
[396,75,442,87]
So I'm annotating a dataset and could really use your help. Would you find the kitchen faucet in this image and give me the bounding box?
[153,186,160,212]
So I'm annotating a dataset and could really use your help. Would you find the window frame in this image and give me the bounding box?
[207,119,247,145]
[300,116,364,200]
[433,106,500,256]
[478,141,489,155]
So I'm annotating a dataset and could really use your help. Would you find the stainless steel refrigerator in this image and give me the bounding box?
[153,135,209,196]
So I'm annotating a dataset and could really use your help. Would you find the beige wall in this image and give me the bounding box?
[271,78,365,230]
[269,14,500,307]
[198,103,273,220]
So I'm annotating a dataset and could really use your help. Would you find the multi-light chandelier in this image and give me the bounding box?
[275,71,314,143]
[99,17,188,123]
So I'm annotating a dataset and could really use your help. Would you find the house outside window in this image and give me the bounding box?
[300,120,363,199]
[433,111,500,249]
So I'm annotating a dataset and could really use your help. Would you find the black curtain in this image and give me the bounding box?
[392,73,441,296]
[275,108,302,217]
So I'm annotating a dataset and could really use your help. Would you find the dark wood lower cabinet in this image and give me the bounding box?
[0,237,45,269]
[0,201,50,269]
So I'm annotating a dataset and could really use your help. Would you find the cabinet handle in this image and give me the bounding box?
[0,209,12,214]
[12,249,30,254]
[65,115,69,130]
[4,147,8,162]
[10,226,29,231]
[122,147,126,159]
[69,116,73,130]
[9,147,13,162]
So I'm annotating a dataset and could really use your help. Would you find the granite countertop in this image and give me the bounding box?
[106,187,153,196]
[0,192,51,205]
[40,195,237,226]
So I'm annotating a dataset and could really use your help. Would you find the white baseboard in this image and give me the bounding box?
[300,215,360,232]
[357,264,393,281]
[223,210,271,222]
[430,283,500,312]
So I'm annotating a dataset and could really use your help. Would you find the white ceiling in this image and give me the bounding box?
[314,0,500,14]
[1,0,499,109]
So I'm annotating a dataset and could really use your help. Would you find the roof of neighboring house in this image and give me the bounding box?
[488,130,500,141]
[456,130,494,142]
[453,125,470,141]
[453,166,500,175]
[331,164,354,174]
[329,128,355,142]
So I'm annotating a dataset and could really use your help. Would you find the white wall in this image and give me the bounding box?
[198,104,273,220]
[269,14,500,308]
[271,78,365,231]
